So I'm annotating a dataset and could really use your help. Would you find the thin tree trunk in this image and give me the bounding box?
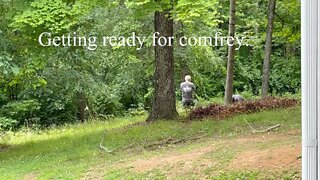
[147,9,178,121]
[175,21,191,80]
[255,0,260,35]
[224,0,236,105]
[76,91,87,122]
[261,0,276,97]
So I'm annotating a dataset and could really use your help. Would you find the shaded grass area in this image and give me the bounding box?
[0,116,146,179]
[0,107,301,179]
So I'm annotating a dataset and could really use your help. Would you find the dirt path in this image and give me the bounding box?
[23,173,38,180]
[130,145,216,173]
[81,164,106,180]
[83,130,301,179]
[228,144,300,170]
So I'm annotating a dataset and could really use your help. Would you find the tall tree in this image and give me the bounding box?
[125,0,219,121]
[261,0,276,97]
[224,0,237,105]
[175,21,191,80]
[147,7,179,121]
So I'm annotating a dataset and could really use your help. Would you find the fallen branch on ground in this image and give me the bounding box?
[116,143,136,151]
[144,134,207,149]
[244,119,280,133]
[99,130,114,153]
[253,124,280,133]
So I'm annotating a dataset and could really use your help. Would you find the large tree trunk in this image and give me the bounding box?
[261,0,276,97]
[147,9,179,121]
[224,0,237,105]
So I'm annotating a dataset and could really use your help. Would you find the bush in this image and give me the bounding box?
[0,100,41,127]
[0,117,18,131]
[91,90,124,116]
[127,105,147,116]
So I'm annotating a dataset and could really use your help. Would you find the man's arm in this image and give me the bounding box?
[192,83,197,99]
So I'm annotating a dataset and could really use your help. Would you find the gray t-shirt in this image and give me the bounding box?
[232,94,244,102]
[180,81,196,101]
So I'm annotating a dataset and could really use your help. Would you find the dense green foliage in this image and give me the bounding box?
[0,0,301,129]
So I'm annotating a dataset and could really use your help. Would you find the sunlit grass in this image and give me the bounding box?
[0,107,301,179]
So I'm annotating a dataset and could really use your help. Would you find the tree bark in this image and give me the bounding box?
[147,9,179,121]
[261,0,276,97]
[76,91,87,122]
[175,21,191,80]
[224,0,237,105]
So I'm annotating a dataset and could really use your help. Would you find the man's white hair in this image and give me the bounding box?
[185,75,191,82]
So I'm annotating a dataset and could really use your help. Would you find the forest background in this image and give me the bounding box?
[0,0,300,130]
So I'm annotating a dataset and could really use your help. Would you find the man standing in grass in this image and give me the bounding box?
[180,75,196,107]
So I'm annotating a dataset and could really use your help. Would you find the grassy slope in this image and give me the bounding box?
[0,107,301,179]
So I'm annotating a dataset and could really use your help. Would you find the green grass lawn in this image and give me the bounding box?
[0,107,301,179]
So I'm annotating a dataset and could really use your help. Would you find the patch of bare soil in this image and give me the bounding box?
[130,145,215,173]
[125,131,300,176]
[0,144,10,152]
[165,158,216,179]
[229,144,301,170]
[83,130,301,178]
[23,172,38,180]
[81,164,106,180]
[130,135,265,173]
